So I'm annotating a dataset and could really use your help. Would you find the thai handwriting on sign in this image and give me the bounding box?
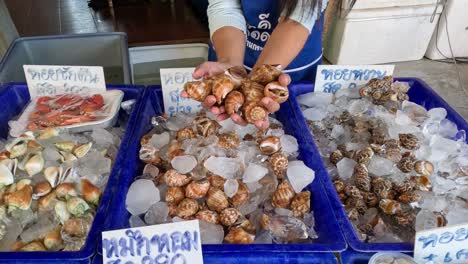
[26,67,101,84]
[414,223,468,263]
[314,65,395,93]
[102,220,203,264]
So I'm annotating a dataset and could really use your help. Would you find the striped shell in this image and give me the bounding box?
[206,187,229,212]
[399,133,420,150]
[229,180,250,207]
[269,152,288,179]
[241,80,264,102]
[264,81,289,104]
[243,101,267,124]
[259,136,281,155]
[224,91,245,115]
[139,145,160,165]
[355,147,374,165]
[354,164,370,192]
[185,179,210,199]
[165,186,185,204]
[397,192,422,204]
[379,199,401,215]
[164,169,191,187]
[362,192,379,207]
[290,191,310,218]
[208,175,226,190]
[225,66,248,88]
[219,208,241,226]
[194,116,221,137]
[397,155,416,173]
[212,75,235,104]
[271,180,295,208]
[176,198,199,218]
[410,175,432,191]
[249,64,282,85]
[184,81,211,102]
[414,160,434,176]
[329,150,343,165]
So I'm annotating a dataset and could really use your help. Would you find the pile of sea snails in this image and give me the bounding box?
[299,76,468,243]
[127,111,317,244]
[184,65,289,124]
[0,127,119,251]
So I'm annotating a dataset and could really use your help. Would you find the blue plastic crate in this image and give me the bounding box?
[96,86,345,264]
[0,83,144,263]
[284,78,468,254]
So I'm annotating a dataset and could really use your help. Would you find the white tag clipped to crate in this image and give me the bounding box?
[160,68,203,117]
[102,220,204,264]
[314,65,395,93]
[413,222,468,264]
[23,65,106,99]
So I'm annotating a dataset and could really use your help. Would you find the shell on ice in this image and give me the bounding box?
[0,162,14,186]
[208,175,226,190]
[229,180,250,207]
[248,64,282,85]
[259,136,281,155]
[238,219,256,235]
[19,241,46,252]
[354,164,370,192]
[33,181,52,199]
[397,191,421,204]
[243,101,267,124]
[329,150,343,165]
[398,133,420,150]
[355,147,374,165]
[362,192,379,207]
[393,180,416,194]
[66,197,90,217]
[43,227,63,250]
[54,200,71,224]
[184,81,212,102]
[397,154,416,173]
[333,180,346,193]
[219,208,241,226]
[176,198,199,218]
[224,227,255,244]
[6,139,28,159]
[165,186,185,204]
[290,191,310,218]
[206,187,229,212]
[264,81,289,103]
[212,75,235,104]
[345,197,367,214]
[16,179,31,191]
[62,217,91,238]
[269,152,288,179]
[5,185,33,210]
[410,175,432,191]
[59,151,77,163]
[54,141,76,152]
[176,127,197,141]
[194,115,221,137]
[394,211,416,227]
[218,132,241,149]
[224,91,245,115]
[379,199,401,215]
[346,208,360,221]
[414,160,434,176]
[26,140,43,153]
[80,179,101,205]
[241,80,265,102]
[73,142,93,158]
[55,182,78,199]
[24,153,44,177]
[139,144,161,165]
[271,180,295,208]
[37,127,60,140]
[195,210,219,224]
[185,179,210,199]
[164,169,191,187]
[344,185,363,199]
[38,191,57,211]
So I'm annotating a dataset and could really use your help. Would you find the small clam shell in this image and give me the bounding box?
[225,66,248,88]
[0,163,14,187]
[80,179,101,205]
[218,132,240,149]
[63,217,91,238]
[27,140,43,153]
[206,187,229,212]
[264,81,289,103]
[20,241,46,251]
[176,127,197,141]
[354,164,370,192]
[224,227,255,244]
[185,179,210,199]
[195,210,219,224]
[139,145,160,165]
[379,199,401,215]
[259,136,281,155]
[66,197,90,217]
[38,191,57,211]
[16,179,32,191]
[219,208,241,226]
[208,175,226,190]
[44,227,63,250]
[24,153,44,177]
[55,182,78,199]
[184,81,212,102]
[37,128,60,140]
[329,150,343,165]
[33,181,52,199]
[11,241,26,251]
[229,180,250,207]
[5,185,33,210]
[59,151,77,163]
[271,180,295,208]
[73,142,93,158]
[55,200,71,224]
[6,139,27,159]
[165,186,185,204]
[44,166,60,187]
[249,64,282,85]
[54,141,76,152]
[176,198,199,218]
[243,101,267,124]
[212,76,235,104]
[224,91,245,115]
[414,160,434,176]
[269,152,288,179]
[241,80,265,102]
[164,169,191,187]
[398,133,420,150]
[290,191,310,218]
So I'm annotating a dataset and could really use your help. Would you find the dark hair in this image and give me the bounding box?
[279,0,323,20]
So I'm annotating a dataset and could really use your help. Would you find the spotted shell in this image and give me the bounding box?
[184,81,212,102]
[224,227,255,244]
[165,186,185,204]
[329,150,343,165]
[355,147,374,165]
[333,180,346,193]
[176,127,197,141]
[206,187,229,212]
[354,164,370,192]
[243,101,267,124]
[410,175,432,191]
[229,180,250,207]
[249,64,282,85]
[195,210,219,224]
[344,185,363,199]
[164,169,191,187]
[185,179,210,199]
[218,132,240,149]
[207,175,226,190]
[212,75,235,104]
[399,133,420,150]
[139,145,160,165]
[264,81,289,103]
[194,115,221,137]
[379,199,401,215]
[385,147,402,163]
[393,180,415,194]
[362,192,379,207]
[271,180,295,208]
[345,197,367,214]
[225,66,248,88]
[241,80,265,103]
[219,208,241,226]
[371,177,394,199]
[269,152,288,179]
[414,160,434,176]
[224,91,245,115]
[290,191,310,218]
[397,192,421,204]
[176,198,199,218]
[259,136,281,155]
[397,155,415,173]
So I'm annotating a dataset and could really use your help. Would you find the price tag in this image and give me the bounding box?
[414,223,468,264]
[160,68,203,117]
[314,65,395,93]
[102,220,203,264]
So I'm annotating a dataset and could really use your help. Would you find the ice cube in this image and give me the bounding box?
[129,215,146,228]
[395,110,413,126]
[428,108,447,122]
[267,128,285,138]
[416,192,448,211]
[42,147,62,161]
[171,155,197,174]
[274,208,293,216]
[224,179,239,198]
[246,181,262,193]
[149,132,170,149]
[166,113,195,131]
[254,230,273,244]
[438,119,458,139]
[287,160,315,193]
[204,156,241,179]
[243,163,268,183]
[336,158,357,180]
[0,219,23,251]
[445,208,468,226]
[331,125,345,139]
[126,179,160,215]
[348,99,372,116]
[77,151,112,176]
[143,164,160,178]
[368,156,395,177]
[268,215,308,243]
[303,107,327,121]
[415,209,441,232]
[280,134,299,154]
[91,128,115,146]
[144,202,169,225]
[297,92,333,107]
[402,100,428,124]
[199,220,224,244]
[20,214,57,243]
[430,135,460,160]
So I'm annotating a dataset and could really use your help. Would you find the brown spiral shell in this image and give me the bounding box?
[394,211,416,227]
[211,75,235,104]
[243,101,267,124]
[379,199,401,215]
[225,66,248,88]
[224,91,245,115]
[354,164,370,192]
[347,208,360,221]
[206,187,229,212]
[184,81,212,102]
[414,160,434,176]
[329,150,344,165]
[344,185,363,199]
[208,175,226,190]
[355,147,374,165]
[176,127,197,141]
[345,197,367,214]
[164,169,191,187]
[290,191,310,218]
[397,192,421,204]
[167,202,178,217]
[410,175,432,191]
[176,198,199,218]
[224,227,254,244]
[333,180,346,193]
[194,115,221,137]
[229,180,250,207]
[399,133,420,150]
[195,210,219,224]
[264,81,289,103]
[259,136,281,155]
[218,132,241,149]
[271,180,295,208]
[393,180,415,194]
[362,192,379,207]
[371,177,393,199]
[238,219,256,235]
[165,186,185,204]
[219,208,241,226]
[185,179,210,199]
[269,152,288,179]
[397,155,416,173]
[139,145,161,165]
[241,80,265,103]
[249,64,282,85]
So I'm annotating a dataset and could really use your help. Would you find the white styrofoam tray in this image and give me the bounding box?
[9,90,124,137]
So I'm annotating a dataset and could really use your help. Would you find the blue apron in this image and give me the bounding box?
[208,0,323,82]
